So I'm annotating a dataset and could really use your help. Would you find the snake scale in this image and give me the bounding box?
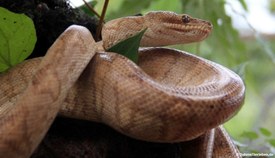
[0,11,245,157]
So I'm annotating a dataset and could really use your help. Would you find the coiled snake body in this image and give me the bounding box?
[0,11,245,157]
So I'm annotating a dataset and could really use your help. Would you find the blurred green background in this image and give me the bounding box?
[75,0,275,153]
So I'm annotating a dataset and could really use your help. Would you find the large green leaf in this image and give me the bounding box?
[259,127,272,137]
[107,29,147,63]
[269,139,275,147]
[241,131,259,140]
[0,7,36,72]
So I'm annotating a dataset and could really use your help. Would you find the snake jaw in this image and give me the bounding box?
[141,11,213,46]
[167,14,213,43]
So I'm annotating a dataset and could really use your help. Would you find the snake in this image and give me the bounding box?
[0,11,245,157]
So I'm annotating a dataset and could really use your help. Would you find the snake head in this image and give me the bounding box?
[141,11,213,46]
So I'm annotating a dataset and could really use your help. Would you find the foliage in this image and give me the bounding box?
[270,0,275,13]
[240,127,275,155]
[0,7,36,72]
[107,29,147,63]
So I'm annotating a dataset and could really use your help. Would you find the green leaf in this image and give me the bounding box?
[271,0,275,12]
[0,7,36,72]
[268,139,275,147]
[107,28,147,63]
[260,128,272,137]
[241,131,259,140]
[238,0,248,11]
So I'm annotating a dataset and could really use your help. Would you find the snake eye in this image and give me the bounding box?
[182,15,190,24]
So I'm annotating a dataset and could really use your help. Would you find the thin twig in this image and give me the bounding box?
[82,0,101,18]
[95,0,109,41]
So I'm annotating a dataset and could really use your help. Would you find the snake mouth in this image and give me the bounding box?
[164,15,213,35]
[160,22,212,44]
[170,24,212,35]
